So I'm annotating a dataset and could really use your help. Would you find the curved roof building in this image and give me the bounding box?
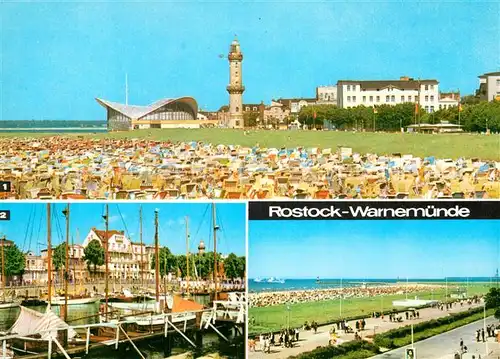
[96,97,199,131]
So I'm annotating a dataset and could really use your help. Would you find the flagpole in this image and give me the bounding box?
[458,89,461,127]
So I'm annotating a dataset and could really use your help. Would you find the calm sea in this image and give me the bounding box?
[0,120,107,133]
[249,277,496,293]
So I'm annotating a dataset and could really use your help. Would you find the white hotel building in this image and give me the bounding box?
[337,77,440,112]
[82,228,154,281]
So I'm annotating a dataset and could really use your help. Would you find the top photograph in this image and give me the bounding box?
[1,1,499,201]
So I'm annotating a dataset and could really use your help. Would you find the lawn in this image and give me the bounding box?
[249,284,492,335]
[1,129,499,160]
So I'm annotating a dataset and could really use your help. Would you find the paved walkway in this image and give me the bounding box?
[373,316,499,359]
[248,302,484,359]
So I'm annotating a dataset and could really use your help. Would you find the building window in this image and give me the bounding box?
[425,85,429,91]
[401,96,405,102]
[386,95,390,102]
[369,96,373,102]
[253,106,257,111]
[347,85,350,91]
[376,96,380,102]
[236,106,239,112]
[352,96,356,102]
[430,106,434,112]
[425,106,429,112]
[245,106,250,111]
[430,95,434,101]
[391,95,395,102]
[408,95,412,101]
[347,96,351,102]
[425,95,429,101]
[430,85,434,90]
[235,120,240,126]
[363,96,366,102]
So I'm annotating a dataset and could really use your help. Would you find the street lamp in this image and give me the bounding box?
[286,304,291,329]
[484,300,489,356]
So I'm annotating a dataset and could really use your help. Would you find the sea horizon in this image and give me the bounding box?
[249,277,498,293]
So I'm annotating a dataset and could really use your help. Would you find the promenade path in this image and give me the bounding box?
[248,302,485,359]
[373,316,499,359]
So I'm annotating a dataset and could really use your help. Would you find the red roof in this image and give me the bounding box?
[92,228,124,242]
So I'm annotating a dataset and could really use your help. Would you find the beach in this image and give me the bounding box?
[0,133,498,200]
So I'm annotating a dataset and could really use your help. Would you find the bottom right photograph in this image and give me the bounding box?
[247,206,499,359]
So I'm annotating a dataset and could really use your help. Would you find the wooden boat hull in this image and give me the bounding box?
[0,302,19,309]
[51,296,100,305]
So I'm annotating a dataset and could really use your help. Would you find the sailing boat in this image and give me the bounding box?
[52,205,100,306]
[5,204,83,354]
[126,209,203,331]
[0,236,19,309]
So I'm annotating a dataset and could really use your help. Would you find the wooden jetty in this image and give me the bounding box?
[0,293,246,359]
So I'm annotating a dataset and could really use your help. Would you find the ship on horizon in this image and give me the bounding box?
[253,277,286,284]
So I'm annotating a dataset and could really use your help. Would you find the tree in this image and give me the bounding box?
[53,243,66,271]
[4,245,25,279]
[223,253,240,279]
[151,247,177,277]
[461,95,482,105]
[189,251,223,280]
[223,254,245,279]
[237,256,246,278]
[243,112,259,128]
[83,239,105,277]
[485,287,500,311]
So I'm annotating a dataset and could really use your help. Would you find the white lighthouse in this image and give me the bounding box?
[226,37,245,129]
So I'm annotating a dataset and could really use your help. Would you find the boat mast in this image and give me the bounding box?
[139,205,144,289]
[63,204,70,324]
[163,245,167,311]
[154,209,160,305]
[73,229,78,295]
[104,204,109,321]
[1,235,5,302]
[212,203,218,301]
[186,216,190,297]
[47,204,52,308]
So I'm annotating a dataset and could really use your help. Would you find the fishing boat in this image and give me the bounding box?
[7,305,80,353]
[253,277,265,283]
[106,289,151,303]
[51,295,101,306]
[267,277,285,284]
[0,302,19,309]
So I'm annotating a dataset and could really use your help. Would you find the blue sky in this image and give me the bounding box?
[249,219,500,279]
[1,0,498,120]
[0,202,246,256]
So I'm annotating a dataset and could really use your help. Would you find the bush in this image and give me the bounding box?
[374,307,486,348]
[289,340,380,359]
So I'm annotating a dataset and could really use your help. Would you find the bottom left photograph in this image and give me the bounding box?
[0,202,246,359]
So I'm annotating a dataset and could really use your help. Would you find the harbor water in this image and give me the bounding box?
[0,294,242,358]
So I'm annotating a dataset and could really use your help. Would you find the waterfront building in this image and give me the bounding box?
[316,85,337,104]
[337,76,440,112]
[477,71,500,102]
[23,251,45,284]
[438,91,460,110]
[96,97,209,131]
[82,228,154,282]
[274,98,317,115]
